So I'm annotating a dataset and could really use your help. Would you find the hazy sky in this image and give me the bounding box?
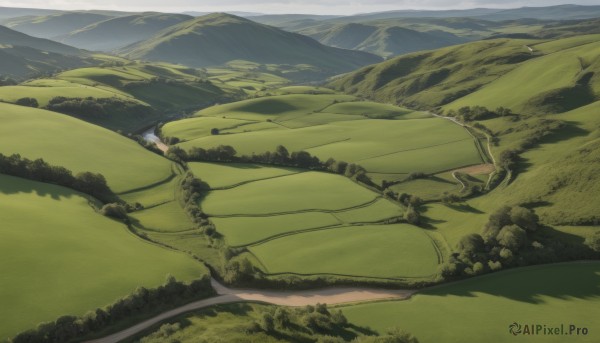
[0,0,598,15]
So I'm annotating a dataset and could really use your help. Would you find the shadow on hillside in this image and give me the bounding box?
[541,120,589,145]
[0,174,74,200]
[424,262,600,304]
[445,203,485,214]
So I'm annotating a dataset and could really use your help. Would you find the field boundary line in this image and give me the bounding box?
[117,172,177,196]
[353,137,473,163]
[209,171,306,190]
[206,197,382,218]
[239,218,408,248]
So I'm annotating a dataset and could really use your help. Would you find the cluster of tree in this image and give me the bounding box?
[46,96,149,119]
[446,106,515,122]
[440,205,599,279]
[11,275,214,343]
[0,153,117,203]
[382,190,422,225]
[15,97,39,108]
[139,304,418,343]
[179,172,216,236]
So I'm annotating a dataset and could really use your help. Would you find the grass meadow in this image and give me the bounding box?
[0,174,205,340]
[0,102,172,193]
[342,262,600,343]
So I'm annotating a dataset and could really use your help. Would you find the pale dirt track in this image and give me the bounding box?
[84,278,415,343]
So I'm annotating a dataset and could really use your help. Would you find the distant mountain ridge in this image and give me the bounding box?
[0,25,91,79]
[57,13,193,51]
[117,13,382,76]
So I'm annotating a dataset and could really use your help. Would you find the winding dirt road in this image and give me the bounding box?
[84,278,415,343]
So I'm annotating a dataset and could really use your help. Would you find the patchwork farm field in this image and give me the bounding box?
[165,94,484,178]
[341,262,600,343]
[0,174,205,340]
[249,224,440,278]
[0,102,172,193]
[192,163,439,279]
[202,171,379,216]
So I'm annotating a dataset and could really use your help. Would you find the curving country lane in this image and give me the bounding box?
[84,278,415,343]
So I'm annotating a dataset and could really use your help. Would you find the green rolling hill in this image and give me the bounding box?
[2,12,114,39]
[58,12,194,51]
[0,25,93,79]
[330,33,600,225]
[306,22,466,57]
[117,13,382,77]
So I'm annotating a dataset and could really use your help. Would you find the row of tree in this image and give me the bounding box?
[167,144,379,190]
[0,153,117,203]
[46,96,150,120]
[446,105,515,122]
[11,275,214,343]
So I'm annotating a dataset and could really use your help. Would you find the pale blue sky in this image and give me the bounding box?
[0,0,598,15]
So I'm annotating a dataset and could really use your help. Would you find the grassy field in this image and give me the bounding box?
[212,212,341,246]
[249,224,440,278]
[334,198,403,223]
[187,162,300,189]
[342,262,600,343]
[166,95,483,177]
[0,174,205,340]
[130,201,192,233]
[202,171,379,216]
[0,102,172,193]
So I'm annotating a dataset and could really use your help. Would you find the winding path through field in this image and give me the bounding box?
[84,278,415,343]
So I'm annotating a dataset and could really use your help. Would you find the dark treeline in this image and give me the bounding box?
[46,96,150,119]
[498,119,565,170]
[446,105,515,122]
[11,275,214,343]
[0,153,117,203]
[440,205,599,280]
[179,172,216,235]
[167,144,380,190]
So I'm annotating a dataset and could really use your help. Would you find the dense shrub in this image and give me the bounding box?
[442,205,598,280]
[15,97,39,108]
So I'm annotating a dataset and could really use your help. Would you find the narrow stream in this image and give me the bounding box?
[141,127,169,153]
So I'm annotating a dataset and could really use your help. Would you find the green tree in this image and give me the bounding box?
[404,205,420,225]
[584,231,600,252]
[496,225,528,251]
[509,206,539,232]
[15,97,39,108]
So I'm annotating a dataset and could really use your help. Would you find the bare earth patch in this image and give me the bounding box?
[454,163,495,176]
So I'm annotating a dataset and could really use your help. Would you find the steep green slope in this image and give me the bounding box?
[59,13,193,51]
[0,102,172,193]
[330,38,536,109]
[0,174,204,340]
[330,33,600,225]
[118,13,382,76]
[2,12,113,39]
